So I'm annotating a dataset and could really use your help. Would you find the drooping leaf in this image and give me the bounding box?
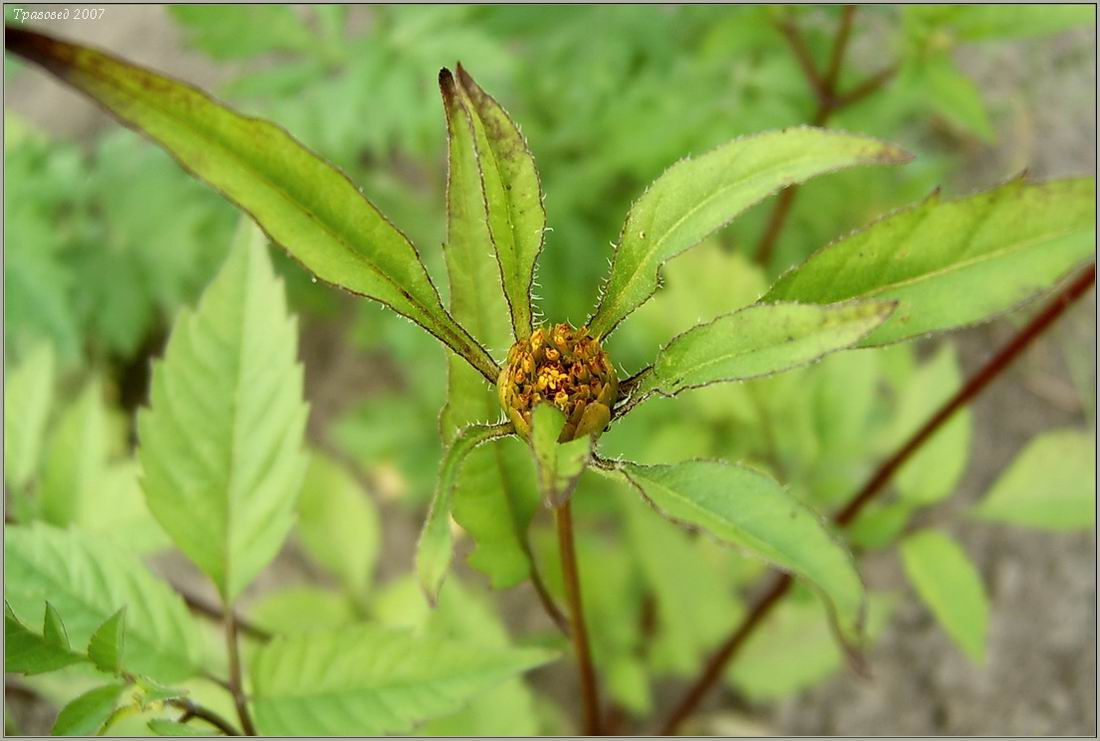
[455,64,546,338]
[3,341,54,491]
[597,460,865,641]
[416,423,513,603]
[587,127,911,338]
[51,683,126,736]
[528,404,593,507]
[249,624,556,736]
[970,429,1096,531]
[137,220,309,603]
[87,607,126,675]
[148,719,215,736]
[5,523,203,682]
[5,602,87,675]
[626,300,895,409]
[763,179,1096,346]
[39,379,110,527]
[4,27,498,382]
[297,452,381,597]
[899,529,989,663]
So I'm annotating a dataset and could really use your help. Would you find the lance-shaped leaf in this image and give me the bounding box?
[5,27,498,382]
[438,68,539,591]
[624,300,894,412]
[587,127,912,339]
[763,178,1096,346]
[454,64,546,339]
[250,624,556,736]
[597,460,865,642]
[529,404,593,507]
[137,220,309,603]
[5,603,87,675]
[416,423,513,603]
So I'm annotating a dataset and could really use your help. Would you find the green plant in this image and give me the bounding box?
[4,11,1094,737]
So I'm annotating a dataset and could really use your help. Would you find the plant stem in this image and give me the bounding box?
[554,500,601,735]
[656,263,1096,735]
[179,588,272,642]
[225,612,258,736]
[168,698,242,736]
[528,547,572,635]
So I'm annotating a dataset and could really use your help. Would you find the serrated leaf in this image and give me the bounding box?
[5,523,203,681]
[417,423,512,603]
[628,300,894,408]
[148,719,214,736]
[250,624,556,735]
[5,27,498,382]
[137,220,309,603]
[39,379,109,527]
[455,64,546,338]
[971,429,1096,531]
[764,179,1096,346]
[5,603,87,675]
[43,602,71,649]
[598,460,865,642]
[529,404,593,507]
[51,682,125,736]
[297,452,381,597]
[87,607,126,675]
[587,127,911,338]
[3,341,54,491]
[900,529,989,662]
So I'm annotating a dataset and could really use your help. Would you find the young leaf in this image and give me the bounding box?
[39,379,109,527]
[5,523,203,682]
[626,300,895,409]
[51,683,126,736]
[249,624,556,735]
[763,178,1096,346]
[137,220,309,603]
[5,603,87,675]
[87,607,126,675]
[597,459,865,642]
[42,602,70,649]
[587,127,912,338]
[297,452,381,597]
[3,341,54,491]
[528,404,593,507]
[455,64,547,338]
[970,429,1096,531]
[899,530,989,663]
[417,422,513,603]
[148,719,214,736]
[5,27,498,382]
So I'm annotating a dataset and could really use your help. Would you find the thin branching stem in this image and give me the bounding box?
[179,588,271,642]
[554,500,601,735]
[225,612,258,736]
[527,544,572,635]
[168,698,242,736]
[656,263,1096,735]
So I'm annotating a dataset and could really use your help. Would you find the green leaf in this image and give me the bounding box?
[297,452,381,597]
[5,27,498,382]
[170,6,318,59]
[915,52,994,142]
[971,429,1096,531]
[455,64,547,338]
[42,601,70,649]
[87,607,126,675]
[587,127,911,338]
[417,423,513,603]
[39,380,109,527]
[5,523,203,682]
[3,341,54,491]
[598,459,865,641]
[250,624,556,735]
[946,4,1095,40]
[763,179,1096,346]
[628,300,895,408]
[5,602,87,675]
[137,220,309,603]
[248,586,357,636]
[148,719,214,736]
[899,529,989,662]
[51,683,125,736]
[528,404,593,507]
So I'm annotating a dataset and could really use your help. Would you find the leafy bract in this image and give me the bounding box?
[87,608,126,675]
[587,127,911,338]
[529,404,593,507]
[249,624,556,735]
[764,178,1096,346]
[4,27,498,382]
[3,341,54,491]
[627,300,894,408]
[5,603,87,675]
[454,64,546,338]
[137,221,309,603]
[5,524,203,682]
[51,683,125,736]
[971,429,1096,531]
[900,530,989,662]
[416,423,513,603]
[597,460,865,642]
